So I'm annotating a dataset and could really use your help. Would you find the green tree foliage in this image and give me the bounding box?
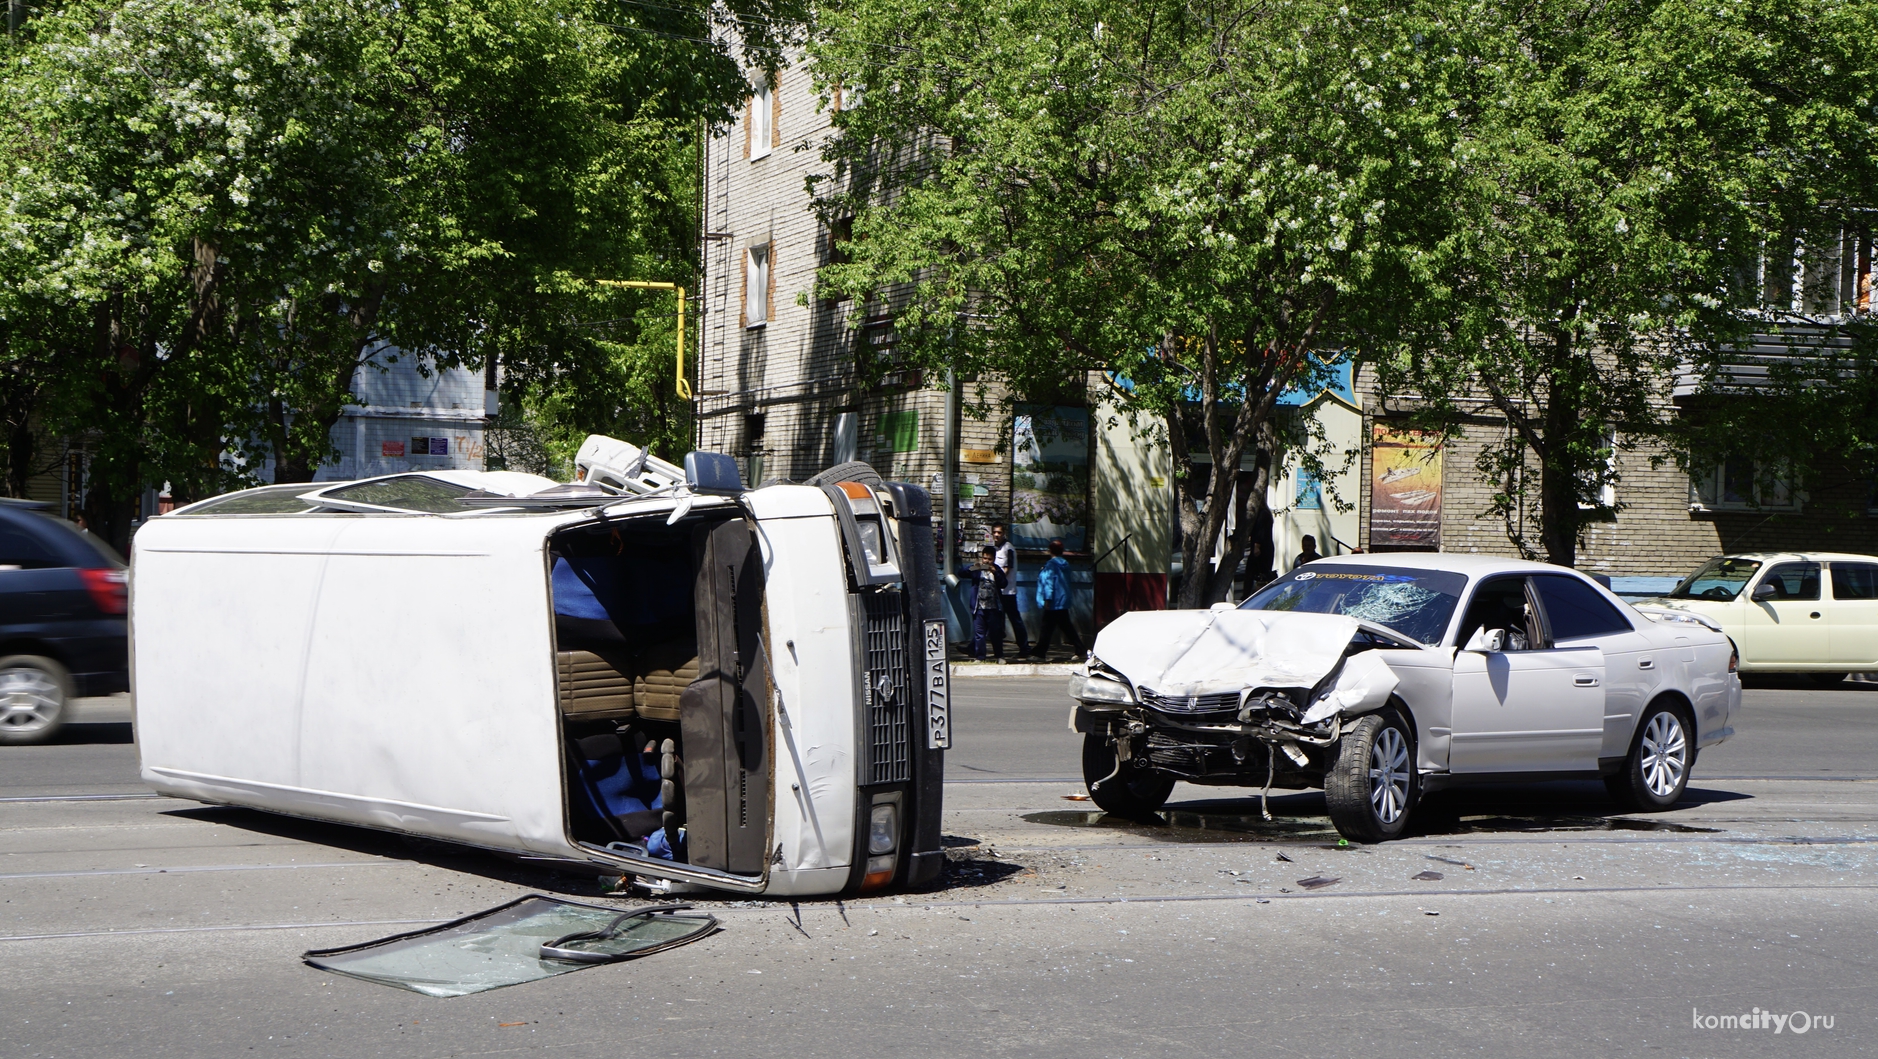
[0,0,795,548]
[1375,0,1878,565]
[812,0,1469,604]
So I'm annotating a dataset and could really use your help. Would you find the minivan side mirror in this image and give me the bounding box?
[1463,627,1506,653]
[1751,582,1778,602]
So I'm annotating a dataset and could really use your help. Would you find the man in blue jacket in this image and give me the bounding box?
[1031,539,1085,661]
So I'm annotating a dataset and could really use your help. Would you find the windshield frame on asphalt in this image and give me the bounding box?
[1667,556,1764,602]
[1238,565,1467,645]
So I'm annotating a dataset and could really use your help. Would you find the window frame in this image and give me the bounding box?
[1689,454,1799,513]
[742,244,770,329]
[747,76,773,161]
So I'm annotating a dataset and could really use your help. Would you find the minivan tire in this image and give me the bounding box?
[1605,701,1694,811]
[1081,732,1174,818]
[0,655,72,746]
[1324,711,1418,843]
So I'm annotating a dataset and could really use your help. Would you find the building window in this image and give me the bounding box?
[1578,426,1617,512]
[743,412,767,453]
[746,76,773,160]
[742,244,770,328]
[1690,455,1797,512]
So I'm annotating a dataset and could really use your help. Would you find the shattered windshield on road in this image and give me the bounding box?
[1240,566,1466,645]
[1667,557,1763,602]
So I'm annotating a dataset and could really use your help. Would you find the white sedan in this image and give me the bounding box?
[1068,554,1740,842]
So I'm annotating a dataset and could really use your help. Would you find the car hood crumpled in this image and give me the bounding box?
[1092,609,1392,706]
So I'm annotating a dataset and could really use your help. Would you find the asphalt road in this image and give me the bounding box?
[3,681,1876,1057]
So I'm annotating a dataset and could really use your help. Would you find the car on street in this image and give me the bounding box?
[1642,552,1878,682]
[0,498,128,744]
[1068,554,1740,842]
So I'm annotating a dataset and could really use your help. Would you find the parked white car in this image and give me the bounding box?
[1069,554,1739,842]
[1642,552,1878,681]
[131,442,949,897]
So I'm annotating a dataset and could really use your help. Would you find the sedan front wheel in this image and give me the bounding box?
[1324,712,1418,843]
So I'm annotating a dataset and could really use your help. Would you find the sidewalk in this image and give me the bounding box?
[950,660,1080,677]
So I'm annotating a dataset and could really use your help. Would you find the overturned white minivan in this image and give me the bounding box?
[131,441,950,896]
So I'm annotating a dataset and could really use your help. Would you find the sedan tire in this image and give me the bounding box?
[1324,712,1418,843]
[0,655,72,746]
[1081,732,1175,818]
[1605,701,1693,811]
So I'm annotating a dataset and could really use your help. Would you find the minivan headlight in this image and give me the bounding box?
[868,803,897,855]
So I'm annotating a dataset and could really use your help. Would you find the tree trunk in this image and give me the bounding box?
[1538,328,1579,568]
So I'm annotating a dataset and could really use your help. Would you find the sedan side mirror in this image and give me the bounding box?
[1464,627,1506,653]
[1751,582,1778,602]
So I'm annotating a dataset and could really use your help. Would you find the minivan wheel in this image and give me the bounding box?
[0,655,72,746]
[1605,702,1693,811]
[1081,732,1174,817]
[1324,712,1418,843]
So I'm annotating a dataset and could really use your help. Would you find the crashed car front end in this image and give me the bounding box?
[1069,610,1403,796]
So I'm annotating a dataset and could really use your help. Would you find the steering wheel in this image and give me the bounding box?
[1698,586,1733,600]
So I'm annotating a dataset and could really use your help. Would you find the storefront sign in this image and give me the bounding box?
[1369,426,1442,550]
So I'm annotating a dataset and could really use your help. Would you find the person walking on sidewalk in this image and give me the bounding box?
[990,523,1031,658]
[1032,539,1085,661]
[968,545,1008,661]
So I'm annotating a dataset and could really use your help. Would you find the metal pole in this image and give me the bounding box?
[942,368,959,581]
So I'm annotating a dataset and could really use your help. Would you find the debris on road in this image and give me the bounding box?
[303,896,717,997]
[1296,876,1341,890]
[1412,870,1444,881]
[1426,854,1475,870]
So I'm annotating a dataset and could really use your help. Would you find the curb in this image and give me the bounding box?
[950,662,1080,678]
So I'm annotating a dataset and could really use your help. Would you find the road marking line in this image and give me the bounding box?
[0,793,160,803]
[0,861,400,881]
[0,919,436,942]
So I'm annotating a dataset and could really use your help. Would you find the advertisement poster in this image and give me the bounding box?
[1369,425,1442,550]
[1011,405,1090,550]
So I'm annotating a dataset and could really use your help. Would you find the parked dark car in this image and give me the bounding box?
[0,499,128,744]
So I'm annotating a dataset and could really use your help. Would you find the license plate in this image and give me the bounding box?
[923,619,950,749]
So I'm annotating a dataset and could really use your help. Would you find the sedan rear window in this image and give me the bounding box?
[1668,557,1761,601]
[1240,566,1466,645]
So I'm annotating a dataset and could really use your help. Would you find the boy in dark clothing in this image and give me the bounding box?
[969,545,1007,660]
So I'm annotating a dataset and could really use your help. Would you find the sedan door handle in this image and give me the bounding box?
[1638,659,1654,670]
[1811,612,1821,619]
[1574,675,1600,687]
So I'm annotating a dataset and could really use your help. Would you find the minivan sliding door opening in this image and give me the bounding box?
[548,514,770,881]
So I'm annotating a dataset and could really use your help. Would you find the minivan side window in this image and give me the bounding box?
[1832,563,1878,600]
[1758,562,1821,601]
[1533,574,1634,641]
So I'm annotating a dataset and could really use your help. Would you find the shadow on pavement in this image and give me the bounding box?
[1020,780,1744,844]
[36,721,134,745]
[161,804,607,897]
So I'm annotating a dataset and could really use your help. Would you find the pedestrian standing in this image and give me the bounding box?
[990,523,1031,658]
[968,545,1007,661]
[1032,539,1085,661]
